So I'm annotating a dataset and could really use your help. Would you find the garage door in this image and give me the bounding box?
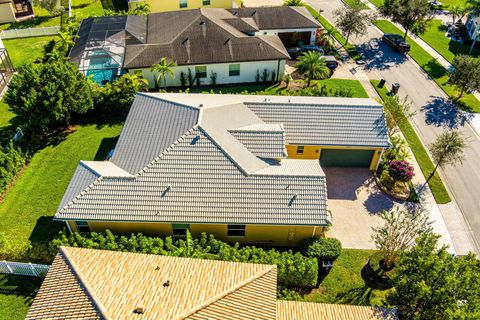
[320,149,374,167]
[278,32,312,47]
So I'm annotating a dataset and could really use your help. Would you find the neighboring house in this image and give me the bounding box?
[69,7,320,86]
[0,38,14,96]
[465,14,480,42]
[26,247,398,319]
[129,0,242,13]
[0,0,34,24]
[54,93,389,245]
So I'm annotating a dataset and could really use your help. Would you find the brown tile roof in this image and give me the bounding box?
[27,247,277,320]
[123,8,291,68]
[277,301,397,320]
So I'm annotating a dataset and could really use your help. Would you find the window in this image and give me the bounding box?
[296,146,305,154]
[227,225,246,237]
[172,224,190,237]
[76,221,90,233]
[179,0,187,8]
[195,66,207,78]
[229,64,240,76]
[203,0,210,4]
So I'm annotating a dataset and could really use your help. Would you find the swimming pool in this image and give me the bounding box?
[86,56,120,85]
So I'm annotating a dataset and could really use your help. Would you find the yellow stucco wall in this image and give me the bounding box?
[0,3,16,24]
[67,221,324,246]
[130,0,242,13]
[286,144,384,171]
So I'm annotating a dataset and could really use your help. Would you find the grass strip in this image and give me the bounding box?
[374,20,480,113]
[305,5,364,61]
[371,80,451,204]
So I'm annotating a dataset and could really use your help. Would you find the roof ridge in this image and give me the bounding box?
[176,266,276,320]
[137,92,202,111]
[59,247,111,319]
[169,11,206,44]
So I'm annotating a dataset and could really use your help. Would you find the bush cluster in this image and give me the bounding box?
[52,230,318,289]
[388,160,414,182]
[0,142,25,193]
[300,236,342,261]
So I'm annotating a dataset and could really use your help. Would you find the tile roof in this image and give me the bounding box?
[228,6,321,29]
[246,100,389,148]
[277,301,397,320]
[27,247,277,320]
[123,8,293,68]
[56,93,389,226]
[28,247,397,320]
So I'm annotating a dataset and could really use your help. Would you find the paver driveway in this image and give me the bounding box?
[324,167,404,249]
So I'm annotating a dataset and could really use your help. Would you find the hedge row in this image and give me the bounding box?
[52,230,318,289]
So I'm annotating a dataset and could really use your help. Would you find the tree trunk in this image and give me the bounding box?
[457,87,465,100]
[306,77,311,87]
[403,27,409,41]
[419,161,441,194]
[346,31,350,44]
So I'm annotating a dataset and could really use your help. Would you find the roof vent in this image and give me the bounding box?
[199,103,203,108]
[200,21,205,25]
[161,185,172,197]
[251,10,257,16]
[233,10,238,15]
[163,280,171,287]
[133,306,145,314]
[191,135,201,145]
[288,194,298,207]
[155,266,161,271]
[224,38,230,45]
[182,38,189,45]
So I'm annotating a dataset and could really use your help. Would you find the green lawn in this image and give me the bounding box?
[0,274,43,320]
[368,0,384,7]
[0,123,123,262]
[342,0,370,9]
[305,5,363,61]
[418,19,480,64]
[187,79,369,98]
[371,80,451,204]
[374,20,480,113]
[1,0,106,68]
[302,249,390,306]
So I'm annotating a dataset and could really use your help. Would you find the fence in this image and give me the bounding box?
[0,261,49,277]
[0,26,61,40]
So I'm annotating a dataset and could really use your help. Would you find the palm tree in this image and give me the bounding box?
[295,51,331,87]
[150,58,177,90]
[283,0,305,6]
[449,6,467,24]
[467,0,480,14]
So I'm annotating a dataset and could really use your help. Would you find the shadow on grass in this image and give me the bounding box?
[28,216,63,244]
[0,274,42,305]
[423,59,447,79]
[94,136,119,160]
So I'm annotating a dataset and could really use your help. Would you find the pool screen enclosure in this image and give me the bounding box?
[69,15,146,85]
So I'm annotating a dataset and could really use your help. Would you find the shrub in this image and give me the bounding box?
[301,237,342,261]
[380,169,395,190]
[388,160,415,182]
[0,142,26,193]
[52,230,318,289]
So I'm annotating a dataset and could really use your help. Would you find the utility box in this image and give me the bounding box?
[391,82,400,95]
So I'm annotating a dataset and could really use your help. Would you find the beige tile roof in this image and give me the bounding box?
[277,301,397,320]
[28,247,277,320]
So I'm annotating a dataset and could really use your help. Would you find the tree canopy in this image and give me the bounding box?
[381,0,433,39]
[448,55,480,99]
[387,232,480,319]
[4,61,93,145]
[334,2,370,43]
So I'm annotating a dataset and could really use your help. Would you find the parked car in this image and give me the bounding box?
[321,55,338,70]
[382,33,410,52]
[287,45,325,59]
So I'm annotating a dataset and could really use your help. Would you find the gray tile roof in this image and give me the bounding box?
[57,162,100,211]
[123,8,291,68]
[246,101,390,148]
[230,124,286,159]
[56,93,388,227]
[56,127,328,226]
[110,94,199,174]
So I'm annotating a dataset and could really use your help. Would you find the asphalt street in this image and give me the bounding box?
[307,0,480,253]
